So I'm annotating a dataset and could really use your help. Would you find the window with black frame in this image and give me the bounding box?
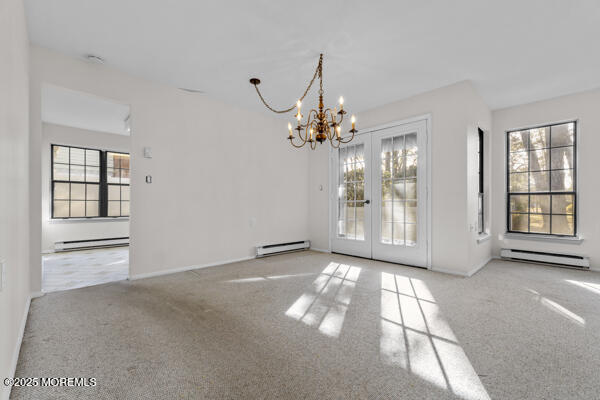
[51,145,130,218]
[506,122,576,236]
[106,151,130,217]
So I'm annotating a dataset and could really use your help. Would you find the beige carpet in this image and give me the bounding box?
[13,251,600,399]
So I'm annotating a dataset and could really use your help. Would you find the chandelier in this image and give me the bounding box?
[250,53,357,149]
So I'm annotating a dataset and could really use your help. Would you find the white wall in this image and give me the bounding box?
[491,88,600,270]
[41,123,130,252]
[0,0,30,397]
[29,45,309,288]
[308,81,492,276]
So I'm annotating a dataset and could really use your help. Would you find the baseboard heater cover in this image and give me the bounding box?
[55,237,129,252]
[256,240,310,257]
[500,248,590,269]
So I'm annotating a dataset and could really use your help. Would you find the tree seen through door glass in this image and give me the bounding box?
[381,133,417,246]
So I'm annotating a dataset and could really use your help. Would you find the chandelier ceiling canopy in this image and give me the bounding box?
[250,54,357,149]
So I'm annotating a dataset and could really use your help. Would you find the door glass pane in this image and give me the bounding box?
[381,223,392,244]
[405,179,417,200]
[355,203,365,240]
[393,221,404,245]
[338,144,365,241]
[405,224,417,247]
[381,133,417,246]
[406,201,417,223]
[393,180,405,200]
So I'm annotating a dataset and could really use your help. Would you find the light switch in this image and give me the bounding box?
[143,147,152,158]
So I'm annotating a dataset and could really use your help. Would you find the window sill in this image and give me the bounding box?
[48,217,129,224]
[503,232,583,244]
[477,233,491,244]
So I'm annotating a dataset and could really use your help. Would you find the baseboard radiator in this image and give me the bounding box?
[256,240,310,258]
[500,248,590,269]
[54,237,129,252]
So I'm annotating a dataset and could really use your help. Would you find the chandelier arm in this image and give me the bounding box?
[251,54,323,114]
[289,137,307,148]
[339,130,356,144]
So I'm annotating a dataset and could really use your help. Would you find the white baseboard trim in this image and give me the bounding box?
[429,267,470,277]
[466,256,492,277]
[430,257,492,278]
[30,291,45,299]
[129,256,255,281]
[310,248,331,253]
[6,295,33,400]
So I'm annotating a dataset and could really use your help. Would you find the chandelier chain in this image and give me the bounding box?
[252,54,323,114]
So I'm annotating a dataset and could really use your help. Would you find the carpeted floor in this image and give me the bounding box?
[13,251,600,399]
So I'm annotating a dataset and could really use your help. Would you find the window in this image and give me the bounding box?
[477,128,484,234]
[506,122,576,236]
[106,152,130,217]
[51,145,130,219]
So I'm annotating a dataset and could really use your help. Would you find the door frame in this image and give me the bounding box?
[328,114,432,270]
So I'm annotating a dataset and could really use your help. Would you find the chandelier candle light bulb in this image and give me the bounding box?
[249,53,357,150]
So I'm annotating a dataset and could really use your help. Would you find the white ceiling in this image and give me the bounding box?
[42,85,131,135]
[26,0,600,114]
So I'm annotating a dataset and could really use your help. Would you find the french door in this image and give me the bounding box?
[331,119,428,268]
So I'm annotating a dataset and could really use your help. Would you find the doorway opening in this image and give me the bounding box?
[330,117,430,268]
[40,84,131,292]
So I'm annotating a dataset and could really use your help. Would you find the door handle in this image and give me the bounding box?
[364,199,371,204]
